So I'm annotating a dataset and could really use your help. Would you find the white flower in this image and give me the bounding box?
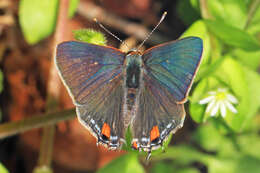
[199,88,238,117]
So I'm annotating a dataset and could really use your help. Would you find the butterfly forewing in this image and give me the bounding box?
[143,37,203,102]
[56,41,125,105]
[56,41,126,147]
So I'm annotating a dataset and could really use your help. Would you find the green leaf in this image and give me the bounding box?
[68,0,79,18]
[152,145,211,164]
[189,103,205,123]
[214,57,250,132]
[150,162,175,173]
[177,0,201,25]
[242,67,260,129]
[207,155,260,173]
[192,123,223,151]
[97,153,144,173]
[19,0,58,44]
[232,49,260,70]
[207,0,247,29]
[205,20,260,51]
[176,168,200,173]
[0,163,8,173]
[238,133,260,159]
[195,56,225,82]
[73,29,107,45]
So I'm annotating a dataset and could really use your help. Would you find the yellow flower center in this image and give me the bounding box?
[215,91,226,101]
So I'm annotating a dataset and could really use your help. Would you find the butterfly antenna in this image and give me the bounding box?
[93,18,130,49]
[137,11,167,51]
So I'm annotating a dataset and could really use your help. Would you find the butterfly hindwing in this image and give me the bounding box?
[131,74,185,151]
[56,41,126,147]
[143,37,203,103]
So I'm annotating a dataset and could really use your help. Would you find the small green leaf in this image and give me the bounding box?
[189,103,205,123]
[68,0,79,18]
[97,153,144,173]
[19,0,58,44]
[205,20,260,51]
[73,29,107,45]
[0,163,8,173]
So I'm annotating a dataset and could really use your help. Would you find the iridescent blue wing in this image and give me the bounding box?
[56,41,124,105]
[56,41,126,148]
[131,37,203,151]
[143,37,203,103]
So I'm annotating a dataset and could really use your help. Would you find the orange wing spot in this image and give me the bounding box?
[101,123,111,139]
[132,141,138,150]
[150,126,160,141]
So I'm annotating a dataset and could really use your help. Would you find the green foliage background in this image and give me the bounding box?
[1,0,259,173]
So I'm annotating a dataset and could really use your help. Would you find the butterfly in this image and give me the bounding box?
[55,36,203,154]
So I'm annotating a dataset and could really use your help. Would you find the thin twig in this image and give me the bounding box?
[0,109,75,139]
[77,1,169,45]
[244,0,260,30]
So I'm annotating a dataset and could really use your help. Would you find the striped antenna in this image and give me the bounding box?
[93,18,130,50]
[137,12,167,51]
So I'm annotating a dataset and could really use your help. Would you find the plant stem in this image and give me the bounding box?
[200,0,211,19]
[0,109,75,139]
[36,0,70,170]
[244,0,260,30]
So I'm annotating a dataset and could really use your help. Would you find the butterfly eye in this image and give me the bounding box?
[101,123,111,141]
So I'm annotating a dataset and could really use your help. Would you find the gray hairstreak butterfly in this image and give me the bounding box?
[55,12,203,158]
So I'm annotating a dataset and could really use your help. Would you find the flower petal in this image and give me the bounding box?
[220,102,226,117]
[218,88,227,92]
[227,94,238,104]
[225,101,238,114]
[208,91,216,95]
[199,96,214,104]
[210,101,220,116]
[206,100,216,113]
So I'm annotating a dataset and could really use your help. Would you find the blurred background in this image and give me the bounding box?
[0,0,260,173]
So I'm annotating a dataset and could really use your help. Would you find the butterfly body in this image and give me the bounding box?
[56,37,203,153]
